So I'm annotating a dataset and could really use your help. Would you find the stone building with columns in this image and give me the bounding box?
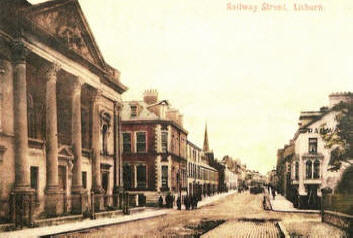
[0,0,126,224]
[277,93,353,209]
[121,90,188,205]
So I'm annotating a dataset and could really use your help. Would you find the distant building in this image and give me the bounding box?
[220,155,240,191]
[121,90,188,204]
[186,124,219,198]
[276,142,294,198]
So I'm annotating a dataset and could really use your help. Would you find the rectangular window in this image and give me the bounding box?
[313,160,320,179]
[123,132,132,153]
[309,138,318,154]
[30,166,39,201]
[137,165,147,188]
[306,160,313,179]
[123,164,133,189]
[82,171,87,189]
[161,165,168,188]
[58,166,66,191]
[136,132,147,152]
[161,131,168,153]
[130,105,137,117]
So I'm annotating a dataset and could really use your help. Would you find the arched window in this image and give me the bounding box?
[313,160,320,179]
[102,124,109,154]
[100,112,111,155]
[306,160,312,179]
[295,161,299,180]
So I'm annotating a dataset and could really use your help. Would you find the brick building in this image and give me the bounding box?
[121,90,188,204]
[0,0,126,225]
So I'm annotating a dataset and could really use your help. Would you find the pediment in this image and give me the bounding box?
[23,0,105,69]
[58,145,74,159]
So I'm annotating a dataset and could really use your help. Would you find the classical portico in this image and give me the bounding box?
[0,0,127,223]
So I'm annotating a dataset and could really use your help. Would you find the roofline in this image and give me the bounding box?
[20,0,128,94]
[122,119,188,134]
[186,140,202,151]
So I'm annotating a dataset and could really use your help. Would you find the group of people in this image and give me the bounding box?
[158,193,199,210]
[159,193,175,208]
[181,194,199,210]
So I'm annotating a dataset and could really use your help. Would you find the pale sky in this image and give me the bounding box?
[29,0,353,174]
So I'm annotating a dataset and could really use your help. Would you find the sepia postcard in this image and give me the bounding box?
[0,0,352,237]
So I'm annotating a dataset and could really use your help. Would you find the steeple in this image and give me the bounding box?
[203,123,210,152]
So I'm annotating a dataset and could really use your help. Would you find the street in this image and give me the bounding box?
[53,192,345,237]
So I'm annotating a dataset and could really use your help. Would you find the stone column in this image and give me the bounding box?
[298,155,305,195]
[12,41,31,192]
[113,102,123,207]
[91,89,104,210]
[11,40,34,226]
[71,76,86,213]
[44,62,63,216]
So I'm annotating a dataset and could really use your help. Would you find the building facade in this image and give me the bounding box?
[121,90,188,204]
[186,140,218,198]
[0,0,127,224]
[277,93,353,209]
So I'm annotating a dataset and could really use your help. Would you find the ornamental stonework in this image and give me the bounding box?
[29,5,95,63]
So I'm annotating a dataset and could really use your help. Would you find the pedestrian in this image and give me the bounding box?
[185,195,190,210]
[166,193,171,208]
[272,188,276,200]
[177,196,181,210]
[191,195,195,209]
[192,195,197,209]
[158,195,163,208]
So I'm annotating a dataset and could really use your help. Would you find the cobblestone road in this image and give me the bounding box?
[57,192,345,237]
[203,220,280,238]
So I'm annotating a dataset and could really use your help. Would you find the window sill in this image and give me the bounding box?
[303,179,321,184]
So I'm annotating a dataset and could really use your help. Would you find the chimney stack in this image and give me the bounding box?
[143,89,158,105]
[329,92,353,108]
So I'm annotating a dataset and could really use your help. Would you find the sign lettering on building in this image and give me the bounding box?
[305,127,338,134]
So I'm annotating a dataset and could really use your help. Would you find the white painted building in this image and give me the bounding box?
[285,93,353,209]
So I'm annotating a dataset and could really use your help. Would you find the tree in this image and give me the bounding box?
[321,102,353,170]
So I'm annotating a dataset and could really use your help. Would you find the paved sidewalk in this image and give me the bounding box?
[0,209,167,238]
[0,191,237,238]
[266,189,319,214]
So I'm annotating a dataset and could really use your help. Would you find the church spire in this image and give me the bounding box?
[203,123,209,152]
